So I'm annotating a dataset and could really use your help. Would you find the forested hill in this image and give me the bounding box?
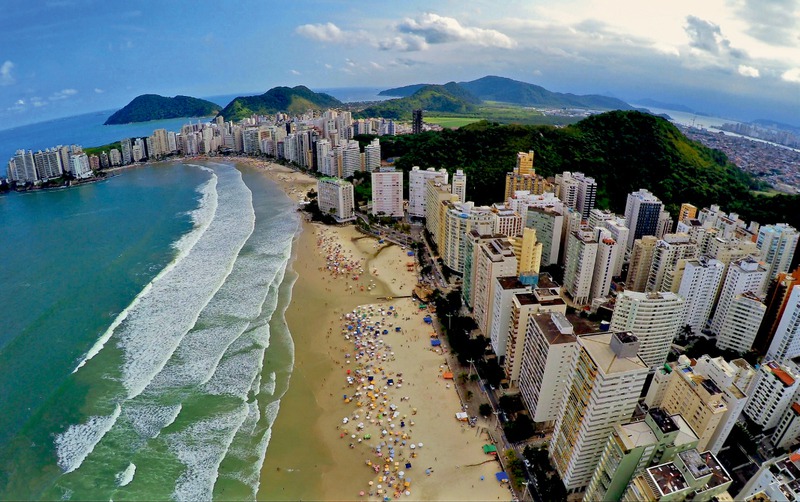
[104,95,221,124]
[355,83,479,120]
[217,86,342,121]
[369,111,799,227]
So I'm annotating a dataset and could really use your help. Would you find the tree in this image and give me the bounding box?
[479,403,492,416]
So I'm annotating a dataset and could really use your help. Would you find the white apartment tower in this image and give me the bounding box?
[519,312,577,423]
[610,291,684,368]
[767,286,800,362]
[646,233,697,293]
[526,206,564,266]
[472,239,518,339]
[317,178,356,223]
[408,167,448,218]
[715,292,766,354]
[563,227,598,306]
[758,223,800,281]
[364,138,380,172]
[489,276,531,358]
[550,332,649,492]
[341,140,361,178]
[370,168,403,218]
[677,257,725,333]
[744,361,800,430]
[710,256,768,334]
[591,229,619,301]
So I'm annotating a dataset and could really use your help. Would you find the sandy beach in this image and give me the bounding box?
[246,159,512,501]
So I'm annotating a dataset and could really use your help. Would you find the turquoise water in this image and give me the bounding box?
[0,161,299,500]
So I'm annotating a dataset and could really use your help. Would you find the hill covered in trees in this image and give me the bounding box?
[355,83,479,120]
[104,95,221,125]
[218,86,343,121]
[369,111,798,227]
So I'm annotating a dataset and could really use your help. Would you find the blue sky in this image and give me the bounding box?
[2,0,799,128]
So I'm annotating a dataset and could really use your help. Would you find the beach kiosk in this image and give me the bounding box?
[482,444,498,456]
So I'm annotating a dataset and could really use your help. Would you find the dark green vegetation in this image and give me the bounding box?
[377,111,800,228]
[523,446,568,501]
[105,95,220,125]
[356,83,479,120]
[84,141,121,157]
[379,75,633,110]
[218,86,342,121]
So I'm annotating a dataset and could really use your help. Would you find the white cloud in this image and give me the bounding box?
[378,34,428,52]
[397,13,516,48]
[1,61,15,85]
[782,67,800,83]
[324,63,332,69]
[15,99,24,105]
[737,64,760,77]
[369,61,384,70]
[94,88,104,93]
[296,22,349,43]
[31,97,47,107]
[289,69,301,75]
[49,88,78,100]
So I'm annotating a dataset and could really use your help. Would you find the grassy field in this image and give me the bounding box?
[424,116,482,128]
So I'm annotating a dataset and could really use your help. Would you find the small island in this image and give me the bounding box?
[104,94,221,125]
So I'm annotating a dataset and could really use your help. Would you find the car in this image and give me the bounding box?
[523,459,531,468]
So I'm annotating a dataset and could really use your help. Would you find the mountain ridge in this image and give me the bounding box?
[217,86,343,121]
[104,95,221,125]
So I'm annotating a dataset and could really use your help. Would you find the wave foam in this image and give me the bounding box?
[116,463,136,487]
[54,404,122,473]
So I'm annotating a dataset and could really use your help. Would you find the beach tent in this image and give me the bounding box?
[423,316,432,324]
[482,444,498,455]
[455,412,468,421]
[442,372,453,380]
[407,251,415,256]
[430,339,441,347]
[495,472,509,483]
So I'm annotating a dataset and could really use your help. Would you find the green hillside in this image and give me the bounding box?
[355,83,479,120]
[218,86,343,121]
[104,95,221,125]
[375,111,797,227]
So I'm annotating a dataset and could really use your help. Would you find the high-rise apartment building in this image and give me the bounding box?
[710,256,768,336]
[660,363,728,452]
[472,239,518,338]
[757,267,800,354]
[563,227,598,306]
[364,138,380,172]
[715,292,767,353]
[507,227,543,283]
[518,312,577,423]
[556,171,597,219]
[408,167,448,218]
[744,361,800,430]
[677,257,724,333]
[504,151,548,201]
[550,332,649,492]
[591,229,619,301]
[766,286,800,362]
[610,291,684,368]
[411,109,423,134]
[370,168,403,217]
[317,178,355,223]
[451,169,467,203]
[491,204,522,237]
[621,449,732,502]
[442,202,495,273]
[624,189,667,249]
[526,206,564,266]
[626,236,658,292]
[489,276,530,358]
[679,203,698,223]
[757,223,800,281]
[646,234,697,293]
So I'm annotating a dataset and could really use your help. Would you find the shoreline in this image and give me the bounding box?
[243,158,511,501]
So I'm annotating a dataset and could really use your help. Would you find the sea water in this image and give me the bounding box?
[0,160,299,500]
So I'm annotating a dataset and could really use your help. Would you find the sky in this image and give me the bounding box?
[2,0,799,128]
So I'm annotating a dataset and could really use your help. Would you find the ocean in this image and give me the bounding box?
[0,160,301,500]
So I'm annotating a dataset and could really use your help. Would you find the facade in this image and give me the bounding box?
[771,402,800,450]
[626,236,659,292]
[610,291,684,368]
[492,204,522,237]
[556,171,597,219]
[370,168,403,217]
[408,167,448,218]
[757,223,800,281]
[563,227,598,306]
[591,229,619,301]
[507,227,543,283]
[451,169,467,203]
[767,286,800,362]
[584,409,700,502]
[504,151,548,201]
[660,364,728,452]
[364,138,380,172]
[646,233,697,293]
[715,292,766,353]
[677,257,725,333]
[489,277,530,358]
[758,267,800,355]
[504,288,566,386]
[472,239,518,338]
[624,188,666,249]
[737,452,800,501]
[550,332,649,492]
[710,256,768,334]
[518,312,577,423]
[424,179,457,249]
[603,219,630,278]
[744,360,800,430]
[526,206,564,266]
[317,178,355,223]
[442,202,495,274]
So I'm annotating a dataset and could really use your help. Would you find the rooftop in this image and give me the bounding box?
[767,361,796,387]
[670,414,700,446]
[679,449,712,480]
[649,463,689,495]
[531,312,576,345]
[580,332,649,376]
[649,407,679,434]
[619,420,658,449]
[496,276,527,291]
[698,451,732,490]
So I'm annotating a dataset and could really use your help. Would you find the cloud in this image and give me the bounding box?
[296,22,349,43]
[737,65,760,77]
[782,68,800,83]
[31,97,47,107]
[369,61,384,70]
[324,63,332,69]
[736,0,800,46]
[49,88,78,100]
[289,69,301,75]
[1,61,15,85]
[684,16,746,59]
[378,34,428,52]
[397,13,516,48]
[94,88,104,94]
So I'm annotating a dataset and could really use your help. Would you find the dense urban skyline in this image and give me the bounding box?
[2,0,799,128]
